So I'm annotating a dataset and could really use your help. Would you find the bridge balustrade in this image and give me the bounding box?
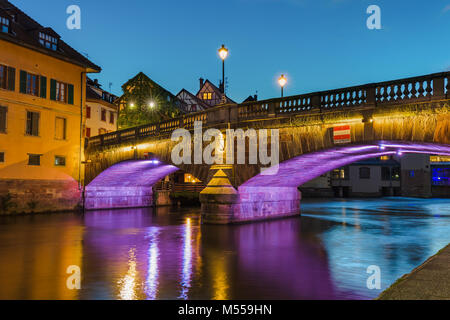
[87,71,450,149]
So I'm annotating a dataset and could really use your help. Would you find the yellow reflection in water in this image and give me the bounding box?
[212,254,229,300]
[118,248,138,300]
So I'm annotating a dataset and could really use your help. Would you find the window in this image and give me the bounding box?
[1,16,9,33]
[85,127,91,138]
[86,106,91,119]
[380,156,390,161]
[409,170,415,178]
[432,167,450,186]
[0,152,4,163]
[20,71,46,97]
[50,79,73,104]
[109,111,114,124]
[55,117,67,140]
[56,81,66,102]
[381,167,390,181]
[27,73,40,96]
[0,106,6,133]
[203,92,212,100]
[39,32,58,51]
[28,154,41,166]
[101,108,106,121]
[26,111,40,136]
[0,65,15,91]
[359,167,371,179]
[54,156,66,166]
[332,167,349,180]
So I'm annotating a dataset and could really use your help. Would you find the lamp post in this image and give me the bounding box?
[278,74,287,97]
[218,44,228,93]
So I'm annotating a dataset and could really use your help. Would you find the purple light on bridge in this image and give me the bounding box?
[240,141,450,189]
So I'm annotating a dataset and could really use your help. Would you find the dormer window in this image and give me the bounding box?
[0,17,9,33]
[39,32,58,51]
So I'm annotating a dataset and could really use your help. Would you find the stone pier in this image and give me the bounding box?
[200,169,301,224]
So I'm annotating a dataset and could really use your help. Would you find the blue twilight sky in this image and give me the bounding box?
[11,0,450,101]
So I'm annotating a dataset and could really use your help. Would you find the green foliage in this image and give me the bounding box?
[118,72,182,129]
[0,193,17,214]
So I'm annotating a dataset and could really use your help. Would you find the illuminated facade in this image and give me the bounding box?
[0,0,100,213]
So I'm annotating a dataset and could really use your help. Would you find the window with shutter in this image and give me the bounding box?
[0,106,6,133]
[50,79,56,100]
[40,76,47,98]
[20,70,27,93]
[68,84,74,105]
[86,106,91,119]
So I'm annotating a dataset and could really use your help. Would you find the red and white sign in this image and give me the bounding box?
[333,125,351,144]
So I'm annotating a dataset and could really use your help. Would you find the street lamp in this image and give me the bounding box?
[278,74,287,97]
[218,44,228,93]
[149,101,155,108]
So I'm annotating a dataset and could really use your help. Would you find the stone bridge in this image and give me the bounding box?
[84,72,450,224]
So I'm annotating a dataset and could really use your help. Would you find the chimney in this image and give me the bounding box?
[254,94,258,101]
[199,78,204,90]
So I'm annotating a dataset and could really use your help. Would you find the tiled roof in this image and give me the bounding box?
[176,88,211,109]
[0,0,100,72]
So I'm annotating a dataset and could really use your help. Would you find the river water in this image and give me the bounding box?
[0,197,449,300]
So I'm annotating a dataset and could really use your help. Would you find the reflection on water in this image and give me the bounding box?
[0,198,449,300]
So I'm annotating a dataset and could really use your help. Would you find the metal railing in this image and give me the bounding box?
[87,71,450,149]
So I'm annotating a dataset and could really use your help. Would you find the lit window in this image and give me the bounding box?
[39,32,58,51]
[26,111,40,136]
[0,17,9,33]
[56,81,67,102]
[54,156,66,166]
[380,156,390,161]
[55,117,67,140]
[28,154,41,166]
[203,92,212,100]
[409,170,415,178]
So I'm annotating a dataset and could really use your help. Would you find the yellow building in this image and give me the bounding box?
[0,0,100,214]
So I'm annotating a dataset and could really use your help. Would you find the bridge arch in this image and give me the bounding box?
[201,140,450,224]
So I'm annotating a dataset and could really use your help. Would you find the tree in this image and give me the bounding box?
[117,72,183,129]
